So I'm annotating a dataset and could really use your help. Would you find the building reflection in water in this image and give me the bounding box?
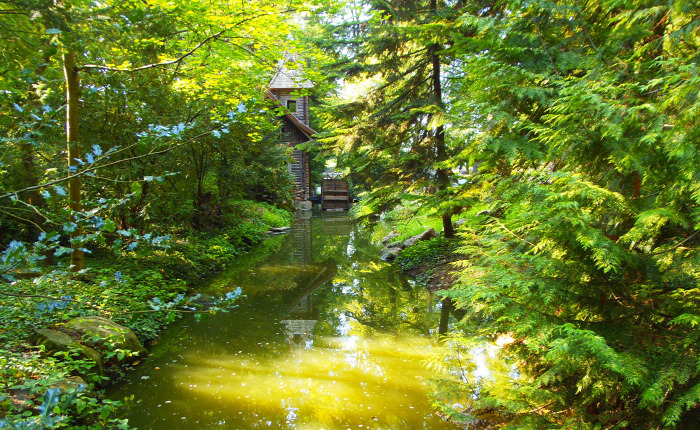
[282,212,351,352]
[282,290,317,351]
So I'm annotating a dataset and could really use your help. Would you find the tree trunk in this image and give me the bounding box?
[431,49,454,237]
[63,50,84,271]
[438,297,453,337]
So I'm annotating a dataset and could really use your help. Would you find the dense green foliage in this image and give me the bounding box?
[2,0,699,428]
[0,0,310,253]
[317,0,700,428]
[311,0,463,235]
[0,201,281,428]
[0,0,312,427]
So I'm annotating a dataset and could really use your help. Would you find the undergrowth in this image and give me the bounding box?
[0,200,290,429]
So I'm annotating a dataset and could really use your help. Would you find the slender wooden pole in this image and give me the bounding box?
[63,50,84,271]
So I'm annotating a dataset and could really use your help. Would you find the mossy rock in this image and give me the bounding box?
[380,247,402,262]
[65,316,146,363]
[31,329,103,376]
[403,227,438,248]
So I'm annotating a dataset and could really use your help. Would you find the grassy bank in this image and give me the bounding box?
[0,201,290,429]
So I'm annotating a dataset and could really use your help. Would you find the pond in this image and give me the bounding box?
[109,212,459,429]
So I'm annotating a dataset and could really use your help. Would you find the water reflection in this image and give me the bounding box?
[283,291,318,351]
[109,213,457,429]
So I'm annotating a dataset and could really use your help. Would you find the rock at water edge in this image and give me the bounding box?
[403,228,438,248]
[66,316,146,363]
[381,231,399,245]
[31,329,103,375]
[389,241,406,250]
[380,247,402,262]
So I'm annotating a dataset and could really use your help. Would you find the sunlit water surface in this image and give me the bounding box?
[109,213,458,429]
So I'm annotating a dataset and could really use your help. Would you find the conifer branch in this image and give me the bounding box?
[534,23,560,77]
[648,230,699,256]
[572,0,608,67]
[491,218,536,248]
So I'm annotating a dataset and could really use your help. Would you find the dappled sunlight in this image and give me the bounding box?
[167,333,444,428]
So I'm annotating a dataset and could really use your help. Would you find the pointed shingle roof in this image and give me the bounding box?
[269,52,314,90]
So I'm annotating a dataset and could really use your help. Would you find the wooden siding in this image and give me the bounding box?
[270,89,309,126]
[268,64,314,202]
[287,147,310,200]
[321,179,351,210]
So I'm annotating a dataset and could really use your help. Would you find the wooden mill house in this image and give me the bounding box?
[266,52,316,208]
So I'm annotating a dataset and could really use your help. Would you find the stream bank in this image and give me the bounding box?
[0,201,292,428]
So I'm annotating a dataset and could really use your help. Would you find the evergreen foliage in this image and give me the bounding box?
[317,0,699,427]
[435,0,700,427]
[312,0,466,235]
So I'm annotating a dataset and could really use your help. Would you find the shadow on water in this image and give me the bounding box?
[109,212,459,429]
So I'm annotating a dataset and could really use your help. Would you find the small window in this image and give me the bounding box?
[287,100,297,112]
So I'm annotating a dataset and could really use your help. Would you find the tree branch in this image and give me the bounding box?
[80,31,225,72]
[79,8,298,73]
[648,230,699,256]
[0,290,223,315]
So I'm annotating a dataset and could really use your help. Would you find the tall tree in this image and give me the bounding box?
[315,0,464,236]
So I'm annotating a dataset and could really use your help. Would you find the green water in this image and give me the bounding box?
[109,213,457,429]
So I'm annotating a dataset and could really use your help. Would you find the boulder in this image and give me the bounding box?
[381,231,399,245]
[403,228,438,248]
[389,241,405,250]
[452,218,467,229]
[65,316,146,363]
[379,247,402,262]
[31,329,103,375]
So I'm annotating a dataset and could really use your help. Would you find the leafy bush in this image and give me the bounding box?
[0,348,129,429]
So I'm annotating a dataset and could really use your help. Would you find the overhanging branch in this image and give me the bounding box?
[80,30,225,72]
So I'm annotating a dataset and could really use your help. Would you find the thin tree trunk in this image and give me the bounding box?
[438,297,453,337]
[63,50,84,271]
[430,8,454,238]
